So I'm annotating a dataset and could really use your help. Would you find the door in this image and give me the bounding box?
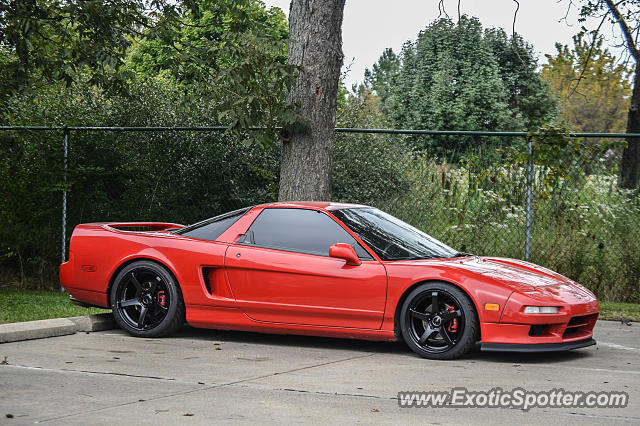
[224,208,387,329]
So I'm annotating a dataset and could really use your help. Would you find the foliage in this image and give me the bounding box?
[128,0,289,81]
[0,0,298,145]
[362,48,400,117]
[0,0,148,102]
[126,0,297,146]
[381,136,640,303]
[569,0,640,189]
[0,77,417,289]
[541,35,632,140]
[0,77,281,288]
[333,88,415,205]
[575,0,640,56]
[1,0,639,307]
[0,0,301,286]
[362,16,557,156]
[501,125,625,194]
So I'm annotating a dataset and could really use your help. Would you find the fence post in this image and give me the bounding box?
[525,136,533,262]
[61,128,69,291]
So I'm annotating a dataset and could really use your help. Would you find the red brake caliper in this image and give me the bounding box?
[156,291,166,307]
[446,306,458,333]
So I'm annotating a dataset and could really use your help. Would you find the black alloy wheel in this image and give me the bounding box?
[400,282,479,359]
[110,260,184,337]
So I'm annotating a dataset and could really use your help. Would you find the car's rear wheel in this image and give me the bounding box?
[400,282,478,360]
[110,261,184,337]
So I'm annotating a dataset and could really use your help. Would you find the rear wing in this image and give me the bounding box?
[101,222,185,232]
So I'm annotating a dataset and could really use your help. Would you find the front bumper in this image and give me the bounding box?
[481,337,596,353]
[480,284,600,346]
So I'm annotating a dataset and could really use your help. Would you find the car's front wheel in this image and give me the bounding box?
[400,282,479,360]
[110,260,184,337]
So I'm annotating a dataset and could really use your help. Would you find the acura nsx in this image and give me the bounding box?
[60,202,599,359]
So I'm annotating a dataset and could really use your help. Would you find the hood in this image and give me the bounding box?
[392,256,594,298]
[455,257,570,288]
[464,257,596,301]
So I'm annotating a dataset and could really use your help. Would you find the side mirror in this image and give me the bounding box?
[329,243,361,266]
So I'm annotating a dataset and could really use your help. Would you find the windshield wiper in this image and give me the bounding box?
[387,255,441,261]
[451,252,474,258]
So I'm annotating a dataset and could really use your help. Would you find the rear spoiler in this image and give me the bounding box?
[102,222,185,232]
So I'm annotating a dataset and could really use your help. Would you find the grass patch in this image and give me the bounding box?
[599,301,640,322]
[0,289,108,324]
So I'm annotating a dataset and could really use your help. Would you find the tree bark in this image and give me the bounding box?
[278,0,345,201]
[620,64,640,189]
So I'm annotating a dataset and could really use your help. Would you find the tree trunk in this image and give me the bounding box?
[620,64,640,189]
[278,0,345,201]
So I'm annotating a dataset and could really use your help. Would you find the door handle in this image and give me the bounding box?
[236,253,241,258]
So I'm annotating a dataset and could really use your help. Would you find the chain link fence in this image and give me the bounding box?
[1,126,638,302]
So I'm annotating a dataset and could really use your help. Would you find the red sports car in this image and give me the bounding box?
[60,202,599,359]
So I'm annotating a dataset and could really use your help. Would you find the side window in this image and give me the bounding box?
[179,210,246,241]
[241,208,373,259]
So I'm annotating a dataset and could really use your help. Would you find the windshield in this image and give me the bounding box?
[332,208,458,261]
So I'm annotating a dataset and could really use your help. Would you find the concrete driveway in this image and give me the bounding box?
[0,320,638,425]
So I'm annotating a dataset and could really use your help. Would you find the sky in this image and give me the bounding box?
[262,0,606,89]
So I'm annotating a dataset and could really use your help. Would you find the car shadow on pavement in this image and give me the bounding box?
[172,325,411,354]
[161,326,596,363]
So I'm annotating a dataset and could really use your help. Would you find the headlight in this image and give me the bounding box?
[524,306,559,314]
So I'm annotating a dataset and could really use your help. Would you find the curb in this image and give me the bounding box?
[0,313,116,344]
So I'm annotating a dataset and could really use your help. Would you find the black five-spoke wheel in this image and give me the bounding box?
[400,282,479,360]
[110,261,184,337]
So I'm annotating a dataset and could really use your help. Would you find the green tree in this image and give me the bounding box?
[362,48,400,116]
[364,16,557,155]
[125,0,295,145]
[127,0,288,82]
[0,0,296,145]
[0,0,148,101]
[541,35,632,139]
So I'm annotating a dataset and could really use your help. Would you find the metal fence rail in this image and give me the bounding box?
[1,125,639,300]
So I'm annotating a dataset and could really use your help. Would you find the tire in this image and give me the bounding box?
[110,260,185,338]
[400,282,479,360]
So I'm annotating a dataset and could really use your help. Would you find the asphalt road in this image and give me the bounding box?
[0,320,638,425]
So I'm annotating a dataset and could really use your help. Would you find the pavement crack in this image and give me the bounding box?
[72,369,177,381]
[3,363,177,382]
[279,387,394,400]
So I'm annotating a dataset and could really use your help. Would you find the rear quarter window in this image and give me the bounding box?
[178,209,248,241]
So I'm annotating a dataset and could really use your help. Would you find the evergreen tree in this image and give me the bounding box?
[364,16,557,156]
